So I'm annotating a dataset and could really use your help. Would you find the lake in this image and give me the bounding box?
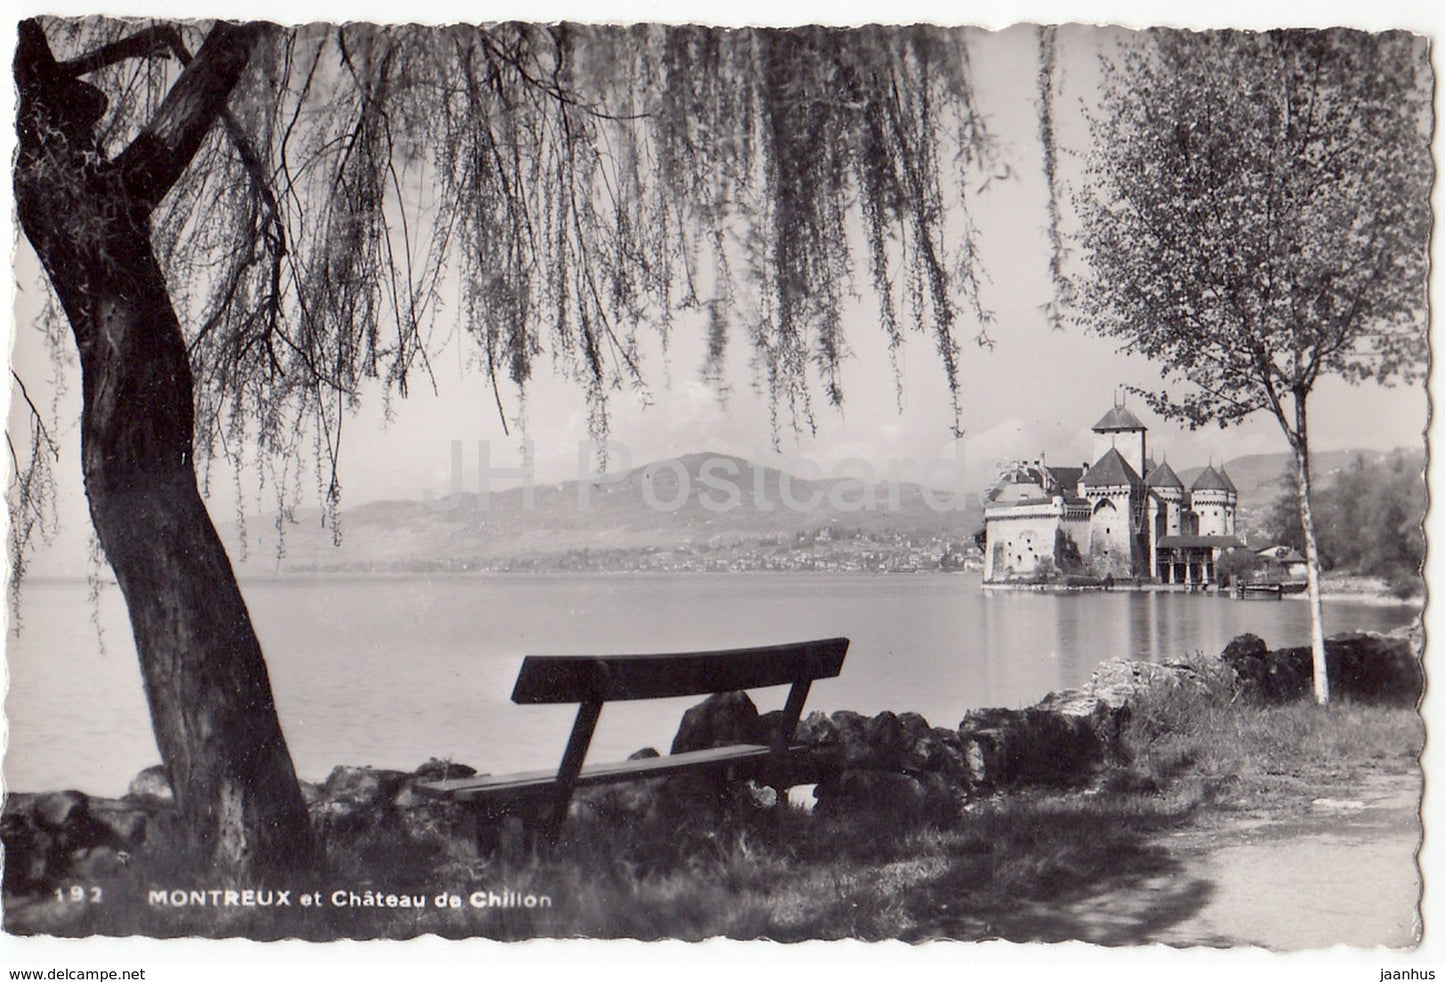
[3,573,1418,796]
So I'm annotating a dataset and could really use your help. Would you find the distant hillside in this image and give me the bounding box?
[1178,447,1422,537]
[225,452,984,574]
[220,446,1417,572]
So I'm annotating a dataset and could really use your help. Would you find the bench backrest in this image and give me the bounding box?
[511,637,849,705]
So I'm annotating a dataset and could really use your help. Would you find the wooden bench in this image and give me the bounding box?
[416,637,849,838]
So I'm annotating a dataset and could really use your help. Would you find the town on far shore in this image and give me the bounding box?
[979,398,1306,592]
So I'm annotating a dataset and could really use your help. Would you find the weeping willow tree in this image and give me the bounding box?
[12,17,1007,875]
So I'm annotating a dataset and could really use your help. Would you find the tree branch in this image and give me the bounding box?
[57,25,180,77]
[10,370,60,460]
[115,20,266,213]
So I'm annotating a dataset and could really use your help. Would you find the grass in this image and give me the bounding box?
[1116,652,1423,817]
[5,668,1424,943]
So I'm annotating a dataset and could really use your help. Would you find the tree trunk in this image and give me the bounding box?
[15,20,315,876]
[1292,397,1330,706]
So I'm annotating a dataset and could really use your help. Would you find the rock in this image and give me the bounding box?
[311,766,412,833]
[736,779,778,810]
[957,705,1118,790]
[320,765,410,803]
[126,765,173,804]
[88,801,149,849]
[793,709,904,772]
[671,691,763,754]
[1221,634,1312,703]
[824,711,875,769]
[412,758,478,782]
[1086,660,1212,710]
[807,710,972,824]
[34,790,89,831]
[902,727,971,783]
[897,712,932,741]
[0,808,52,891]
[1222,633,1269,661]
[391,784,427,810]
[4,791,119,888]
[1034,686,1102,716]
[1388,619,1425,655]
[1220,632,1422,705]
[1312,633,1422,705]
[863,711,909,771]
[912,769,967,822]
[757,709,787,742]
[816,771,933,823]
[795,710,834,747]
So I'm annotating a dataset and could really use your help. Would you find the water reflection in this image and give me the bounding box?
[1054,594,1084,689]
[4,574,1420,795]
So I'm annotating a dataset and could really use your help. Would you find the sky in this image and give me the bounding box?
[4,15,1433,573]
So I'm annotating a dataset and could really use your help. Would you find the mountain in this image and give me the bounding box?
[221,446,1415,573]
[1178,447,1421,537]
[225,452,984,574]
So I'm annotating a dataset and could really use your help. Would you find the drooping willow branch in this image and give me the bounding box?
[16,18,1012,555]
[1036,24,1072,330]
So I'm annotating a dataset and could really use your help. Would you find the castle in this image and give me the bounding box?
[980,401,1242,586]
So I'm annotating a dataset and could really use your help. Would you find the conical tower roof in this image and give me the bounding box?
[1092,404,1146,432]
[1145,460,1185,490]
[1216,463,1238,494]
[1190,464,1233,492]
[1083,447,1141,489]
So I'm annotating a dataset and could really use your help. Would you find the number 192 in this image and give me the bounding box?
[55,885,103,903]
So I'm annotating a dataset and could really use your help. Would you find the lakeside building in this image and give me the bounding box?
[981,401,1243,586]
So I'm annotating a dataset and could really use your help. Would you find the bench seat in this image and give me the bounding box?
[417,743,783,802]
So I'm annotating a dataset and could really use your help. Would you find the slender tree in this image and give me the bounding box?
[11,17,1001,873]
[1074,29,1430,705]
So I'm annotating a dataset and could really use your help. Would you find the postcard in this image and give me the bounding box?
[3,2,1437,976]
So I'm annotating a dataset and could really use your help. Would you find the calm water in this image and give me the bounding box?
[3,573,1417,796]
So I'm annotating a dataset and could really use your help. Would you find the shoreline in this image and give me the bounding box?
[980,576,1421,608]
[26,566,1424,604]
[1,629,1424,943]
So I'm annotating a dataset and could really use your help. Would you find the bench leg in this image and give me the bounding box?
[765,679,812,789]
[546,700,602,844]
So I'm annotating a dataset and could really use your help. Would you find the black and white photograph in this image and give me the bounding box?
[1,0,1436,971]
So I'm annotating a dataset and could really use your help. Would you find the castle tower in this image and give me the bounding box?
[1216,464,1238,535]
[1083,447,1141,577]
[1144,461,1186,579]
[1091,401,1148,482]
[1190,464,1237,536]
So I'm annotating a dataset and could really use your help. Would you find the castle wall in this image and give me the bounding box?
[984,501,1067,582]
[1191,492,1236,536]
[1087,493,1136,577]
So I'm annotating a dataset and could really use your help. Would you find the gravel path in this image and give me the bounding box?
[992,771,1422,949]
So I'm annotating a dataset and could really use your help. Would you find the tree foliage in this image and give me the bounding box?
[1073,28,1430,705]
[1077,29,1430,438]
[1261,451,1425,592]
[13,19,1003,540]
[9,17,1012,872]
[1214,546,1264,588]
